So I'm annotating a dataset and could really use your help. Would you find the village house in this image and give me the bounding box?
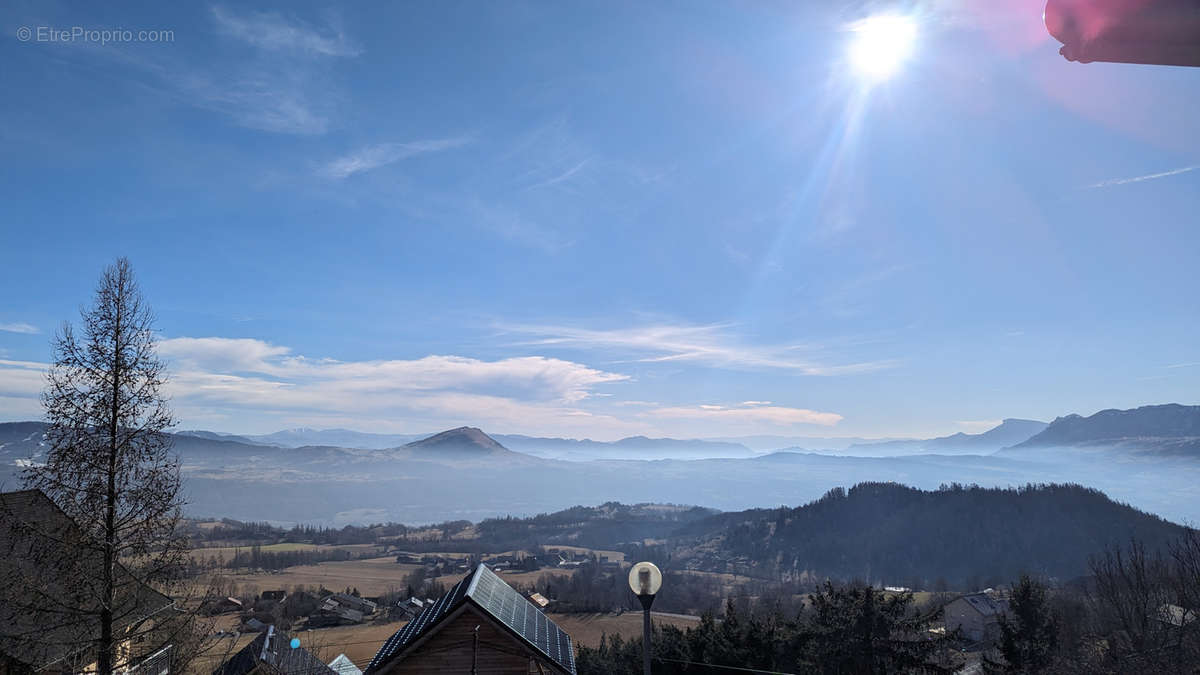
[308,598,364,628]
[0,490,176,675]
[212,626,334,675]
[331,593,377,615]
[365,565,576,675]
[943,592,1009,642]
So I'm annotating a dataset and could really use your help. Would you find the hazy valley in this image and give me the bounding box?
[4,403,1200,526]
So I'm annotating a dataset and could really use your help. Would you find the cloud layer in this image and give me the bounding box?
[154,337,634,434]
[0,336,846,438]
[645,402,843,427]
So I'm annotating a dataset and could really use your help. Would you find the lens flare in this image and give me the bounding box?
[849,14,918,81]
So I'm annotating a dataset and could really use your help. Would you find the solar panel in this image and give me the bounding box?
[365,565,576,675]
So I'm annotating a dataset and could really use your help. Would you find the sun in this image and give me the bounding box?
[848,14,918,81]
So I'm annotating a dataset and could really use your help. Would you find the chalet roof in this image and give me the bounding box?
[954,592,1008,617]
[328,653,363,675]
[0,489,174,670]
[213,626,335,675]
[365,565,576,675]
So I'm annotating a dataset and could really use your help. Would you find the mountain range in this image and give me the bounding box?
[846,418,1049,456]
[1007,403,1200,457]
[3,403,1200,525]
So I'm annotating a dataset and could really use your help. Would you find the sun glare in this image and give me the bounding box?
[849,14,918,81]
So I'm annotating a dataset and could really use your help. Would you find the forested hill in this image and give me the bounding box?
[670,482,1188,587]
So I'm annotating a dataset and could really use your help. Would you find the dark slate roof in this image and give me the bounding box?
[959,593,1008,617]
[0,490,175,670]
[366,565,576,675]
[213,626,336,675]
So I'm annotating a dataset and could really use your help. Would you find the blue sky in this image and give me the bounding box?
[1,1,1197,440]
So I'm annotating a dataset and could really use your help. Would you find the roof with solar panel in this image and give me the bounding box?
[365,564,576,675]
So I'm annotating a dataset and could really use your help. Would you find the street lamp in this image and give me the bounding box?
[628,561,662,675]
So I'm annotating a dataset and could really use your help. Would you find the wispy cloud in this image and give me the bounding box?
[62,7,361,135]
[502,321,895,375]
[321,138,472,179]
[1089,165,1199,189]
[644,402,843,427]
[522,159,591,191]
[0,323,38,334]
[1166,362,1200,369]
[211,6,361,56]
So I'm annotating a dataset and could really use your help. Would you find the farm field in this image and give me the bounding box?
[187,543,385,559]
[548,611,702,649]
[205,545,623,596]
[430,565,576,590]
[211,557,425,596]
[542,544,626,562]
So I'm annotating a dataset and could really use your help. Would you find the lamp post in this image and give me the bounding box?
[628,561,662,675]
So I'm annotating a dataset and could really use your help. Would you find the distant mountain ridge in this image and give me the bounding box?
[495,434,754,460]
[1017,403,1200,447]
[239,428,426,449]
[846,418,1048,456]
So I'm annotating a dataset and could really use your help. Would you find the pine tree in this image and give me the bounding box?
[984,575,1058,674]
[16,258,189,675]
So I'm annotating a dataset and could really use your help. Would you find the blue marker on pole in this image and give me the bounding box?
[290,638,301,649]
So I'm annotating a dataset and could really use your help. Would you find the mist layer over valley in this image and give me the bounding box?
[3,403,1199,526]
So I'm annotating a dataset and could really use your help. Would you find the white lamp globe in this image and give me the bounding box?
[628,561,663,597]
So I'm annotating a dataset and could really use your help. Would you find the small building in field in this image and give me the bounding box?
[259,590,287,602]
[944,592,1009,642]
[212,597,244,614]
[365,565,576,675]
[213,626,334,675]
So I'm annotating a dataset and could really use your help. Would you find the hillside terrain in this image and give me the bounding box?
[667,482,1186,586]
[181,483,1189,593]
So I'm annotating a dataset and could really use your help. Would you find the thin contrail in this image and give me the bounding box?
[1089,165,1198,189]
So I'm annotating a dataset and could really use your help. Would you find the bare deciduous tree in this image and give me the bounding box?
[15,258,190,675]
